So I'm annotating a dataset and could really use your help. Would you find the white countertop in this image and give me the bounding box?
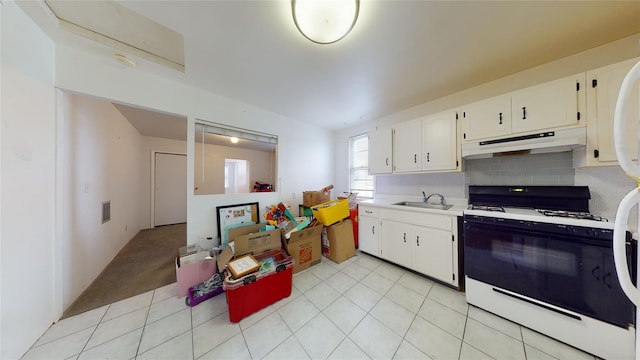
[358,195,467,217]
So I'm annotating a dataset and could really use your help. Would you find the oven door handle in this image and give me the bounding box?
[613,188,640,305]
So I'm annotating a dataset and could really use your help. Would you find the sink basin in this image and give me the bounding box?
[392,201,453,210]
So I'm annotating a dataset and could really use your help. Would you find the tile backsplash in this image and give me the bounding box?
[465,152,574,186]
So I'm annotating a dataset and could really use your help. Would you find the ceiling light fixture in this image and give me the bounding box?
[230,137,239,144]
[292,0,359,44]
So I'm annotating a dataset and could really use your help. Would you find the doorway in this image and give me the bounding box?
[154,152,187,226]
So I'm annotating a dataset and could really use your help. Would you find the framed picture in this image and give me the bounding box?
[227,254,260,278]
[216,202,259,248]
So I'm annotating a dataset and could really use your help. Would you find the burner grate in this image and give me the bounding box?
[537,209,608,222]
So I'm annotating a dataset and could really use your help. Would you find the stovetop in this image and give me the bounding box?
[464,205,614,230]
[465,185,614,230]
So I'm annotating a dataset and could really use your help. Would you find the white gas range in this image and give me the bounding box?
[464,185,635,360]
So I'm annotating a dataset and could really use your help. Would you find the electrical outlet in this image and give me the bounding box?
[84,183,89,193]
[125,225,128,231]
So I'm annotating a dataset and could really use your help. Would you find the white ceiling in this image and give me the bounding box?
[20,0,640,136]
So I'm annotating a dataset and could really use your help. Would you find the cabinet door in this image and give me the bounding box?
[393,119,422,173]
[511,73,584,134]
[422,112,457,171]
[588,58,639,163]
[461,95,511,142]
[358,215,379,256]
[412,226,454,285]
[379,219,412,268]
[368,128,393,174]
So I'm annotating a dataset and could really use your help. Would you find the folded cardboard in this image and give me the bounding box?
[303,190,331,207]
[324,219,356,264]
[281,223,323,273]
[176,256,217,297]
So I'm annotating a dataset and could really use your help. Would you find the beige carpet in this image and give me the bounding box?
[62,223,186,319]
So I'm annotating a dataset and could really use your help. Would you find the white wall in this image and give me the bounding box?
[194,142,275,195]
[60,92,146,310]
[1,2,56,358]
[334,34,640,210]
[54,45,335,246]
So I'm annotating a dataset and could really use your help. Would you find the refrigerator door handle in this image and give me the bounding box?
[614,60,640,179]
[613,188,640,305]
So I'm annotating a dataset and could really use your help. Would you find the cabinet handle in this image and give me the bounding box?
[385,157,389,166]
[417,236,420,246]
[426,153,430,162]
[414,154,417,163]
[522,107,527,120]
[403,233,406,242]
[372,225,375,235]
[499,112,503,125]
[365,210,373,214]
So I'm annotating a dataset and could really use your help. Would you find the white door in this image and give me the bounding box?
[154,153,187,226]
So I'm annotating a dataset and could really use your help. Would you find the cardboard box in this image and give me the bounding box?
[176,255,217,297]
[228,224,282,257]
[324,219,356,264]
[282,223,323,273]
[303,190,330,207]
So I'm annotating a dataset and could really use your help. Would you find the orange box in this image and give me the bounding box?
[281,223,323,273]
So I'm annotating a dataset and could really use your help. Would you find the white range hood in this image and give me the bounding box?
[461,127,586,159]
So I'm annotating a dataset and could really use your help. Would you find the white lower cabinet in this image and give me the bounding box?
[358,206,380,256]
[374,207,459,287]
[412,226,454,284]
[379,219,413,269]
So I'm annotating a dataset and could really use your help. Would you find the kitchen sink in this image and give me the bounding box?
[392,201,453,210]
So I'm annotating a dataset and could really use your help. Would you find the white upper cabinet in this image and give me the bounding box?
[461,94,511,142]
[579,58,639,166]
[461,73,585,143]
[510,73,585,134]
[368,127,393,174]
[422,111,458,171]
[391,113,460,174]
[393,119,422,173]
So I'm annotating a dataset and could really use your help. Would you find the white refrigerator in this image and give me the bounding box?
[613,58,640,360]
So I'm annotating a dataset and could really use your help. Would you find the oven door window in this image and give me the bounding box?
[464,220,635,329]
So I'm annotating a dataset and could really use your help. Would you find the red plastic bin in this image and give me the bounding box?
[223,248,294,323]
[350,207,358,248]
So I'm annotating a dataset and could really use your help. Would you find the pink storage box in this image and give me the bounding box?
[175,257,217,297]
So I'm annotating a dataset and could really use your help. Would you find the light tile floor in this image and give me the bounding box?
[23,252,598,360]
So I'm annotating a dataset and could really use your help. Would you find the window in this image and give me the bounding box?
[349,133,374,199]
[194,122,277,195]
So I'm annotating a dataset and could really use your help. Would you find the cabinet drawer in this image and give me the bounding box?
[380,209,452,231]
[359,206,379,218]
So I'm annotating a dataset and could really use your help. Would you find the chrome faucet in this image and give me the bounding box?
[422,191,445,205]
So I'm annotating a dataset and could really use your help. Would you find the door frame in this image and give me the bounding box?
[151,150,187,228]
